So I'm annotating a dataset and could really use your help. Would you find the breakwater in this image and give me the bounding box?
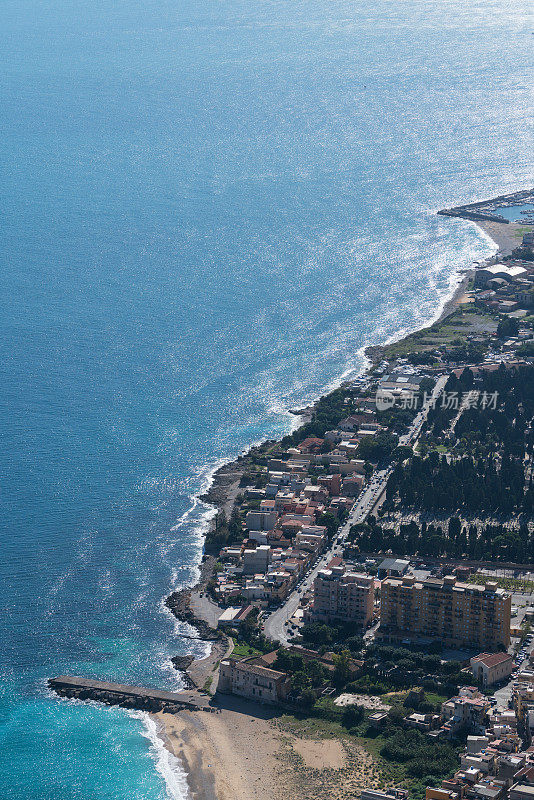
[48,676,211,713]
[438,187,534,224]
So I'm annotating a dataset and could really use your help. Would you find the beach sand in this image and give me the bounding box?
[475,219,526,255]
[156,694,381,800]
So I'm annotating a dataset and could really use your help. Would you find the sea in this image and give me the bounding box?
[0,0,532,796]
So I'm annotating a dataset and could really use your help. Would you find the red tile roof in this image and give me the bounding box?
[472,652,513,668]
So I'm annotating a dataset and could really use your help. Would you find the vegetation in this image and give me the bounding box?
[353,644,465,697]
[280,386,359,446]
[357,432,399,463]
[229,638,264,658]
[279,692,461,800]
[299,621,364,655]
[350,365,534,562]
[378,307,496,362]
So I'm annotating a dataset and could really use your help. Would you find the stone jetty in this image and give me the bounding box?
[48,675,212,713]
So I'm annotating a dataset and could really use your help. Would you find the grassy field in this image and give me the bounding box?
[415,442,449,454]
[380,307,498,361]
[513,225,533,240]
[228,638,264,658]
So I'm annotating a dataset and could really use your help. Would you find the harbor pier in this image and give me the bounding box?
[48,675,212,713]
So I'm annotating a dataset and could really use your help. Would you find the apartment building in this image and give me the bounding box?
[379,575,511,650]
[361,789,408,800]
[305,565,374,628]
[242,545,271,575]
[442,689,491,737]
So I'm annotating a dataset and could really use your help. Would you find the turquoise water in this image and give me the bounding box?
[1,0,532,797]
[494,202,534,222]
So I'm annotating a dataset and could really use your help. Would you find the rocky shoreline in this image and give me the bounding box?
[164,553,228,687]
[163,211,502,690]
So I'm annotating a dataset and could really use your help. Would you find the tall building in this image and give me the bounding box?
[379,575,511,650]
[305,565,374,628]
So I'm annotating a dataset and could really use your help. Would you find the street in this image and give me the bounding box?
[263,374,449,644]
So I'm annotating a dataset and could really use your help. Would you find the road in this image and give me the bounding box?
[493,653,530,708]
[339,373,449,535]
[398,373,449,447]
[263,373,448,644]
[263,549,340,644]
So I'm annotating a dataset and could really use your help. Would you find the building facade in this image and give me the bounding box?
[471,652,515,688]
[217,658,289,704]
[306,565,374,628]
[379,575,511,650]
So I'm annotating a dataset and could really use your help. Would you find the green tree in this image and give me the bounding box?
[333,650,352,687]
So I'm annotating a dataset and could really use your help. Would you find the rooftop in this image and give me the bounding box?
[472,652,513,669]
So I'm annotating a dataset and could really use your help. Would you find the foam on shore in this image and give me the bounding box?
[138,712,191,800]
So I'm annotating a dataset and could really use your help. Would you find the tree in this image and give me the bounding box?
[497,317,519,339]
[315,512,339,540]
[358,432,399,462]
[291,670,311,693]
[342,704,364,728]
[333,650,352,687]
[300,687,317,708]
[392,445,413,462]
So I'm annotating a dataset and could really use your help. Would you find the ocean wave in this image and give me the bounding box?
[136,711,191,800]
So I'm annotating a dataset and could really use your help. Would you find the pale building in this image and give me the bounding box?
[306,565,374,628]
[379,575,511,650]
[218,658,289,705]
[245,509,277,532]
[242,545,271,575]
[471,652,514,688]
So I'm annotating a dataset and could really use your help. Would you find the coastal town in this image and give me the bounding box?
[50,194,534,800]
[169,197,534,800]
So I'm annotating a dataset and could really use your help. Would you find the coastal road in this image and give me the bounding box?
[398,373,449,447]
[263,551,340,645]
[340,373,448,532]
[263,373,449,645]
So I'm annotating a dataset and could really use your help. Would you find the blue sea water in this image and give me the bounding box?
[0,0,532,796]
[495,202,534,222]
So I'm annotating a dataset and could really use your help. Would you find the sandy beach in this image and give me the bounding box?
[156,694,381,800]
[475,219,524,256]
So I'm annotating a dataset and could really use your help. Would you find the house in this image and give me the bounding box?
[378,372,425,395]
[361,790,408,800]
[441,690,490,736]
[497,300,519,313]
[296,437,324,454]
[217,604,255,628]
[426,789,460,800]
[405,711,440,731]
[218,657,290,705]
[471,653,514,688]
[510,785,534,800]
[368,711,388,728]
[468,780,506,800]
